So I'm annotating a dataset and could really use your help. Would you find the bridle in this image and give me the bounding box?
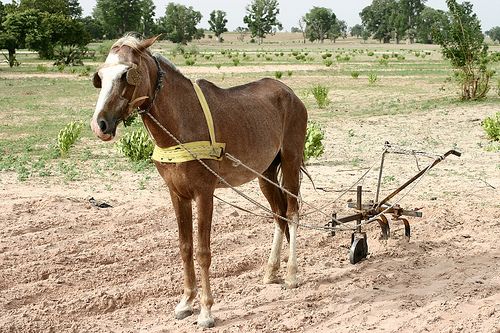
[92,53,165,121]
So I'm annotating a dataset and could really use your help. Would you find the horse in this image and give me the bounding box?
[90,34,308,328]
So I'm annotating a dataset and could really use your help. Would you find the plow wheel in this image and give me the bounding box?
[377,214,390,240]
[349,232,368,264]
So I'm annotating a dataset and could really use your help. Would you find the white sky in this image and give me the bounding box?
[1,0,497,31]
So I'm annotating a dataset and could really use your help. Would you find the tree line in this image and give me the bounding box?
[1,0,498,67]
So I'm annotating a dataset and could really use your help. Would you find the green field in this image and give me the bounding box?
[1,33,499,186]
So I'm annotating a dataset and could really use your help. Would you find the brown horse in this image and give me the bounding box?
[90,35,307,328]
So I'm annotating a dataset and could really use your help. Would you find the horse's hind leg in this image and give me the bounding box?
[259,159,288,284]
[170,190,197,320]
[280,152,303,289]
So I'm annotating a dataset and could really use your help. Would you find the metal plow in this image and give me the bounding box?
[327,143,461,264]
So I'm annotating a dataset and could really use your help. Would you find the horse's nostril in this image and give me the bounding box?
[98,119,108,133]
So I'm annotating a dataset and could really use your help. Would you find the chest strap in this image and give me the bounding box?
[152,82,225,163]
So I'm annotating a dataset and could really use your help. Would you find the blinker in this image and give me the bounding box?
[92,72,102,88]
[126,64,142,86]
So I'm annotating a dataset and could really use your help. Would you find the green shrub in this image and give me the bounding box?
[287,70,293,77]
[53,45,85,66]
[378,58,389,66]
[324,59,333,67]
[185,58,196,66]
[368,73,378,84]
[367,51,374,56]
[232,58,240,66]
[58,121,82,155]
[304,122,325,162]
[483,111,500,141]
[274,71,283,79]
[351,71,360,79]
[310,85,330,109]
[117,128,154,162]
[36,64,48,72]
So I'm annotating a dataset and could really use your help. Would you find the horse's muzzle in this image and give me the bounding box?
[90,118,114,141]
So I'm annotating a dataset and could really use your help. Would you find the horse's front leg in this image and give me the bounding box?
[169,190,197,320]
[195,192,215,328]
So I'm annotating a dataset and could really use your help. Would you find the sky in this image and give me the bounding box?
[1,0,497,31]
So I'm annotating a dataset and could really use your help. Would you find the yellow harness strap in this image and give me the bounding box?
[152,82,226,163]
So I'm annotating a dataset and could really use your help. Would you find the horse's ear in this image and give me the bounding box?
[138,34,162,51]
[92,72,101,88]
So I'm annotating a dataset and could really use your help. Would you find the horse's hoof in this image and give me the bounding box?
[284,279,299,289]
[197,314,215,328]
[263,272,282,284]
[175,309,193,320]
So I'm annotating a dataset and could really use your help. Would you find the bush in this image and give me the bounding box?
[351,71,360,79]
[185,58,196,66]
[310,85,330,109]
[232,58,240,66]
[367,51,374,56]
[117,128,154,162]
[274,71,283,79]
[58,121,82,155]
[304,122,325,162]
[324,59,333,67]
[368,73,378,84]
[287,70,293,77]
[53,45,85,66]
[378,58,389,66]
[433,0,493,100]
[482,112,500,141]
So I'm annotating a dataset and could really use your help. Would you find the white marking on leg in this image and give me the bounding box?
[174,289,196,320]
[264,223,283,284]
[285,214,298,288]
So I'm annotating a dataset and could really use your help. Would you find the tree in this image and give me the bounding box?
[93,0,143,39]
[486,26,500,43]
[328,19,347,43]
[304,7,336,43]
[235,26,249,42]
[19,0,71,15]
[360,0,398,43]
[297,17,307,44]
[399,0,426,43]
[158,3,202,44]
[243,0,282,44]
[68,0,82,19]
[350,24,365,38]
[81,16,104,40]
[416,6,447,44]
[140,0,156,37]
[433,0,492,100]
[208,10,228,42]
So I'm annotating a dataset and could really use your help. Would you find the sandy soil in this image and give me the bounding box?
[1,102,499,333]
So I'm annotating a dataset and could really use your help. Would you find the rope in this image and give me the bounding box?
[143,108,441,232]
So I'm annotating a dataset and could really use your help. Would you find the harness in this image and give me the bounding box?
[135,55,225,163]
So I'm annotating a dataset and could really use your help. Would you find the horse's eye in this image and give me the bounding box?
[121,72,127,81]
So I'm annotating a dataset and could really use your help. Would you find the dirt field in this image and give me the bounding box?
[1,86,499,333]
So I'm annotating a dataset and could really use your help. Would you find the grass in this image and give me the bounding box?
[1,36,499,184]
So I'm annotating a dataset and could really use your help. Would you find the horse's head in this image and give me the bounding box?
[91,35,160,141]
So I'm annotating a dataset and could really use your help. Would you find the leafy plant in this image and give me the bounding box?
[433,0,493,100]
[482,112,500,141]
[117,128,154,162]
[310,84,330,109]
[304,121,325,162]
[324,59,333,67]
[274,71,283,79]
[351,71,360,79]
[58,121,82,155]
[368,73,378,85]
[53,45,85,66]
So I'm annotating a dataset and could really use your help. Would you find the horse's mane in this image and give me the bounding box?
[112,33,179,73]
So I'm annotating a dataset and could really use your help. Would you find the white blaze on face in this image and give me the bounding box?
[91,52,129,140]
